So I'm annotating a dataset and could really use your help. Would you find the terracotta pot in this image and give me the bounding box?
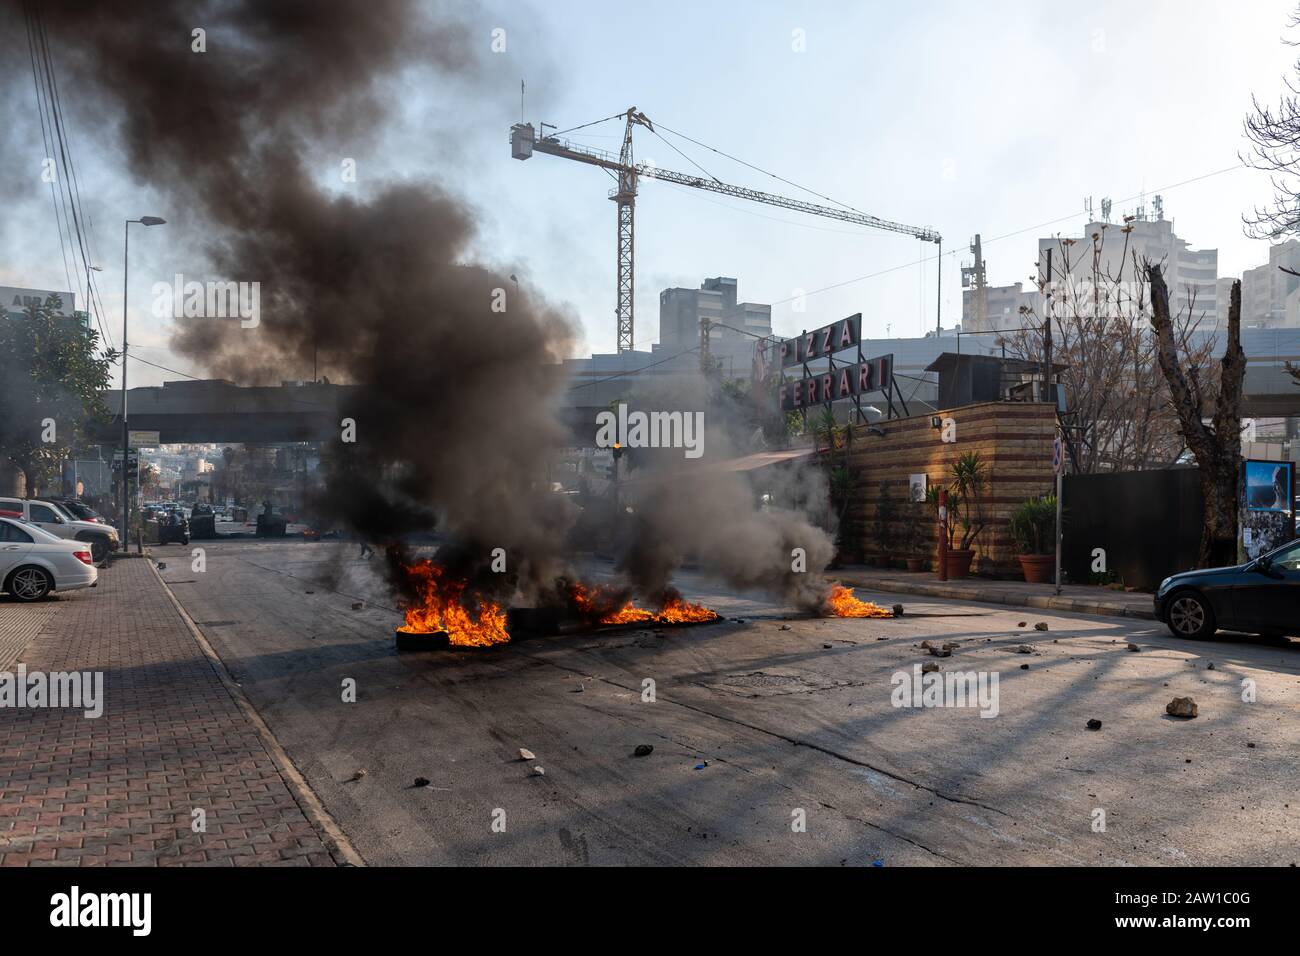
[944,549,975,579]
[1017,554,1055,584]
[906,557,927,572]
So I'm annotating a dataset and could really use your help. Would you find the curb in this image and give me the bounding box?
[149,559,366,867]
[835,575,1156,620]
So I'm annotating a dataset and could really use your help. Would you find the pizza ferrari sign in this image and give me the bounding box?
[780,314,861,367]
[779,354,894,410]
[776,314,894,411]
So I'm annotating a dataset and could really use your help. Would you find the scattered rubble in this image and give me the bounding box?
[921,662,940,674]
[892,604,904,617]
[532,766,545,776]
[1020,663,1029,670]
[823,643,833,649]
[1127,643,1139,652]
[1166,697,1199,719]
[942,641,959,650]
[1086,719,1102,731]
[779,624,791,631]
[351,601,364,610]
[1033,622,1049,631]
[1017,645,1033,654]
[412,777,430,788]
[346,769,367,782]
[633,744,654,757]
[929,646,951,658]
[518,748,535,761]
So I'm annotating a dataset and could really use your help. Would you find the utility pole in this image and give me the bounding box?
[1042,248,1054,394]
[120,216,165,543]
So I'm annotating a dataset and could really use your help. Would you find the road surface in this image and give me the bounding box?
[157,538,1300,865]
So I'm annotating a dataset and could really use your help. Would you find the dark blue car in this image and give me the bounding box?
[1154,538,1300,639]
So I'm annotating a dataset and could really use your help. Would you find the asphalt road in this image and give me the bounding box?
[158,538,1300,866]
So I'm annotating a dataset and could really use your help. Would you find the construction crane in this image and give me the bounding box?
[510,107,942,353]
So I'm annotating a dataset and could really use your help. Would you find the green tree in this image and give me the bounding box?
[0,295,117,496]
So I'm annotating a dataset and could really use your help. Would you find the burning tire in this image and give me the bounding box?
[395,628,450,651]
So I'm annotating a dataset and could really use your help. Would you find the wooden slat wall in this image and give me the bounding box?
[840,401,1057,576]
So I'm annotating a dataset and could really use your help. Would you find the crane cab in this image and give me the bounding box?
[510,123,535,160]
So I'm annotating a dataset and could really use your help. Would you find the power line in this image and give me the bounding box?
[766,162,1249,308]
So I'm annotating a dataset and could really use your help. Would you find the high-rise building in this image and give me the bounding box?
[658,276,772,364]
[1037,205,1218,328]
[1237,240,1300,328]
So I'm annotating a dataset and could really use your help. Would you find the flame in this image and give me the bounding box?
[825,584,893,619]
[396,559,510,647]
[569,583,718,625]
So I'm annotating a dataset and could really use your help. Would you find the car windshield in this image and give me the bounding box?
[1266,539,1300,572]
[42,501,75,521]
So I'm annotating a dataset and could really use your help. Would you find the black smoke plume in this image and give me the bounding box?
[5,0,835,614]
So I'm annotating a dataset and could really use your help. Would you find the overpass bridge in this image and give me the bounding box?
[87,327,1297,449]
[90,377,598,446]
[90,380,358,445]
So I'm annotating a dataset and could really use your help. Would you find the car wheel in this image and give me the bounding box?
[1166,590,1216,639]
[7,566,53,602]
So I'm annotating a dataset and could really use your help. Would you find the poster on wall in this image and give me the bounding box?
[1245,460,1292,511]
[1240,459,1297,560]
[908,473,927,502]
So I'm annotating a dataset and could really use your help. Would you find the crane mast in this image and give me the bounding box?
[510,107,941,352]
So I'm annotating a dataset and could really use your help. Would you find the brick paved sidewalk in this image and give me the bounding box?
[0,558,341,866]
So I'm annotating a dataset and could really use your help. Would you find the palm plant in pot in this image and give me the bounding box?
[945,451,987,579]
[1009,493,1057,583]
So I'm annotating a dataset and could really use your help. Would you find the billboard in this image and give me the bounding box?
[1,286,76,318]
[779,314,861,367]
[778,354,894,410]
[1240,459,1297,561]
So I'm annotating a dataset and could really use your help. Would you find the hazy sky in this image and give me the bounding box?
[4,0,1300,387]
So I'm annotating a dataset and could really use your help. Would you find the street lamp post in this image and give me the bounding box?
[119,216,166,544]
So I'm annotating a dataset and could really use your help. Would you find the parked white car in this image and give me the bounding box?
[0,517,98,602]
[0,497,119,565]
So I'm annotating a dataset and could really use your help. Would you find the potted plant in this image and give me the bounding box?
[872,480,897,567]
[944,451,987,579]
[1009,494,1057,583]
[902,496,928,571]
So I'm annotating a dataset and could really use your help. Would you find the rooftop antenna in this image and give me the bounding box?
[520,79,525,124]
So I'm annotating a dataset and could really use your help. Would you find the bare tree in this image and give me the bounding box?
[999,225,1213,473]
[1148,265,1246,567]
[1243,6,1300,238]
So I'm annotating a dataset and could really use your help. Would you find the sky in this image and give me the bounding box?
[4,0,1300,387]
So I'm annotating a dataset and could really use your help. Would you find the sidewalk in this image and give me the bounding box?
[832,565,1156,620]
[0,557,345,866]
